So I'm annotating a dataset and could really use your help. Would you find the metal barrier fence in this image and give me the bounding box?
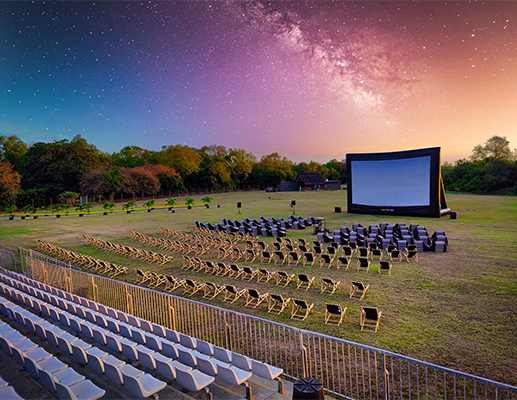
[17,250,517,400]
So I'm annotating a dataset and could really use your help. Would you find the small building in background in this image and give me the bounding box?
[296,173,326,191]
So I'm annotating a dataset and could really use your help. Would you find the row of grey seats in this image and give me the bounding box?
[0,296,106,400]
[0,269,285,398]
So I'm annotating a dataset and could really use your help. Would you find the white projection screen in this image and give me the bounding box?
[346,147,449,217]
[351,157,431,207]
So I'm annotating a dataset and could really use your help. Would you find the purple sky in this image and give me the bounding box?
[1,1,515,163]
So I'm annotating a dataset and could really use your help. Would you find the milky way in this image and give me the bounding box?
[0,1,515,162]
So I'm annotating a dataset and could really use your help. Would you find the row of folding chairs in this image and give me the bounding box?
[83,234,174,265]
[1,268,286,398]
[189,225,257,244]
[36,239,128,277]
[131,230,210,256]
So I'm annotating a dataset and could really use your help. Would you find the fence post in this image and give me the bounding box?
[168,297,176,331]
[223,312,232,351]
[382,353,390,400]
[299,332,308,378]
[91,276,99,303]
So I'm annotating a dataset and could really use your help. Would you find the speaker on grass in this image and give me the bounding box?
[450,211,457,219]
[237,202,242,208]
[291,200,296,206]
[335,207,342,213]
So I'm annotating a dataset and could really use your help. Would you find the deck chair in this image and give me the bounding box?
[215,262,230,277]
[245,289,269,308]
[297,274,315,290]
[378,261,392,275]
[288,252,301,266]
[325,304,347,326]
[291,299,314,321]
[298,238,307,247]
[274,251,287,265]
[164,275,184,292]
[357,257,370,272]
[276,271,294,287]
[320,278,341,295]
[217,247,229,259]
[184,280,205,296]
[298,245,309,255]
[257,269,276,284]
[267,294,291,314]
[320,254,334,268]
[135,270,151,285]
[244,249,258,263]
[349,282,370,300]
[358,247,369,258]
[261,251,273,263]
[404,250,418,263]
[342,246,354,258]
[241,266,258,281]
[224,285,247,303]
[337,257,350,270]
[203,282,225,299]
[389,249,402,262]
[303,253,316,267]
[229,264,244,279]
[370,248,383,261]
[313,246,323,257]
[361,307,382,332]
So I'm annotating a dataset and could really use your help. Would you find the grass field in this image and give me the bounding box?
[0,190,516,386]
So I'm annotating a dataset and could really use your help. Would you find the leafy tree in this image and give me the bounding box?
[23,204,35,214]
[185,197,195,207]
[120,167,160,198]
[102,202,115,212]
[154,145,202,177]
[122,201,136,211]
[143,199,156,210]
[112,146,153,168]
[58,191,80,206]
[20,135,106,197]
[250,153,295,188]
[0,135,28,171]
[0,160,21,207]
[81,169,122,202]
[201,196,212,205]
[470,136,515,162]
[4,205,16,216]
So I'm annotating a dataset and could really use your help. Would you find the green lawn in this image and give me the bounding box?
[0,191,516,385]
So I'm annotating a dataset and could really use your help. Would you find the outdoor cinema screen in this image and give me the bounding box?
[346,147,449,217]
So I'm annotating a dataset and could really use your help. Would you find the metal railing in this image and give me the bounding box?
[11,249,517,400]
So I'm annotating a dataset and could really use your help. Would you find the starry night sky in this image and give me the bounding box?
[1,1,515,162]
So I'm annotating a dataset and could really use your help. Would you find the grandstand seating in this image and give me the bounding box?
[0,268,287,399]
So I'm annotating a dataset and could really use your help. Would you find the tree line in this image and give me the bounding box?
[0,135,346,208]
[0,134,515,210]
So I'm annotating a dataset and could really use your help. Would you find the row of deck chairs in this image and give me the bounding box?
[36,240,128,277]
[130,231,210,257]
[83,235,173,265]
[163,227,254,249]
[189,224,257,243]
[140,275,379,329]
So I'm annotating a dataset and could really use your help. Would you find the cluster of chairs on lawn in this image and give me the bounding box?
[217,236,411,273]
[319,222,448,253]
[83,235,174,265]
[36,240,128,278]
[195,215,316,237]
[181,226,255,246]
[0,268,286,399]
